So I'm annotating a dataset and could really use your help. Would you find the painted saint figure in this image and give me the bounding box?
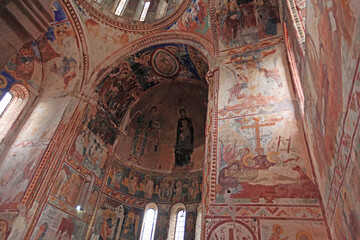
[174,108,194,166]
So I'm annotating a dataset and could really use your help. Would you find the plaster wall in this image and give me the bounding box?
[303,0,360,238]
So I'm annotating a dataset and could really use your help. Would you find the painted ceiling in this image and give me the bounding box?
[96,43,209,126]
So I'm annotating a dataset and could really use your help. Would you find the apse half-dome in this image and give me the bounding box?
[96,43,209,174]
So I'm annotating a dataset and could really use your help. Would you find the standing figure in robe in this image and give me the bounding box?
[174,108,194,167]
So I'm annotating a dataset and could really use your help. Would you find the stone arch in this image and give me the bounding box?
[87,30,215,95]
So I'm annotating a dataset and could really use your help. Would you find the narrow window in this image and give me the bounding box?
[94,0,103,4]
[0,92,12,116]
[139,2,151,21]
[115,0,128,16]
[174,210,186,240]
[0,84,29,141]
[140,203,158,240]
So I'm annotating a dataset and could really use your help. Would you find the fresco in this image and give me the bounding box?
[0,39,42,103]
[107,158,202,203]
[303,0,360,238]
[151,49,180,77]
[30,204,88,240]
[96,43,209,125]
[216,109,319,203]
[31,1,81,95]
[260,220,328,239]
[169,0,212,40]
[154,210,169,240]
[207,220,257,239]
[51,164,87,207]
[86,184,100,214]
[81,104,117,146]
[0,146,46,208]
[0,71,18,100]
[83,18,135,68]
[69,119,110,178]
[184,211,196,240]
[218,45,292,110]
[115,81,208,172]
[215,0,281,51]
[93,196,143,240]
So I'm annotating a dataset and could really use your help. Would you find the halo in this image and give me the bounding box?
[267,151,280,163]
[242,154,255,166]
[296,230,313,240]
[0,75,7,89]
[227,159,241,168]
[272,224,284,234]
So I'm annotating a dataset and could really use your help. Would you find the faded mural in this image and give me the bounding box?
[215,0,281,51]
[115,81,208,172]
[108,158,202,203]
[0,146,47,209]
[0,0,358,238]
[93,196,143,240]
[205,42,330,238]
[304,0,360,238]
[30,204,88,240]
[261,220,328,239]
[96,43,208,125]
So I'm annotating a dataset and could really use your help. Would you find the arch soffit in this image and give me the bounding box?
[87,31,215,96]
[57,0,90,93]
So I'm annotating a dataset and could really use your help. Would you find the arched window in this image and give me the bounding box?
[0,84,29,141]
[0,92,12,116]
[174,209,186,240]
[140,203,158,240]
[167,203,186,240]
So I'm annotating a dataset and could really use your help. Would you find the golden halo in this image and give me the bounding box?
[296,230,313,240]
[272,224,284,234]
[227,159,241,168]
[0,75,7,88]
[267,151,280,163]
[242,154,255,166]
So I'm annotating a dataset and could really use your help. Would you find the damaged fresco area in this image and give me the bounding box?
[218,45,293,110]
[108,158,202,203]
[30,204,88,240]
[215,0,281,51]
[96,43,209,125]
[92,196,144,240]
[216,109,319,203]
[115,81,208,172]
[68,104,117,179]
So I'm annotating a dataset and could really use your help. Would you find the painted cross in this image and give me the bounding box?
[241,117,275,155]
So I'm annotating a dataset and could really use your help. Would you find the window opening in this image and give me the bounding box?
[139,2,151,21]
[140,203,158,240]
[115,0,128,16]
[141,208,156,240]
[174,210,186,240]
[0,84,29,142]
[0,92,12,116]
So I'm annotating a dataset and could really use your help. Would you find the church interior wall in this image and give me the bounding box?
[0,0,358,239]
[203,40,330,238]
[302,0,360,239]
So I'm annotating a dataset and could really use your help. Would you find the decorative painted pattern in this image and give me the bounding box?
[326,55,360,223]
[206,204,324,220]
